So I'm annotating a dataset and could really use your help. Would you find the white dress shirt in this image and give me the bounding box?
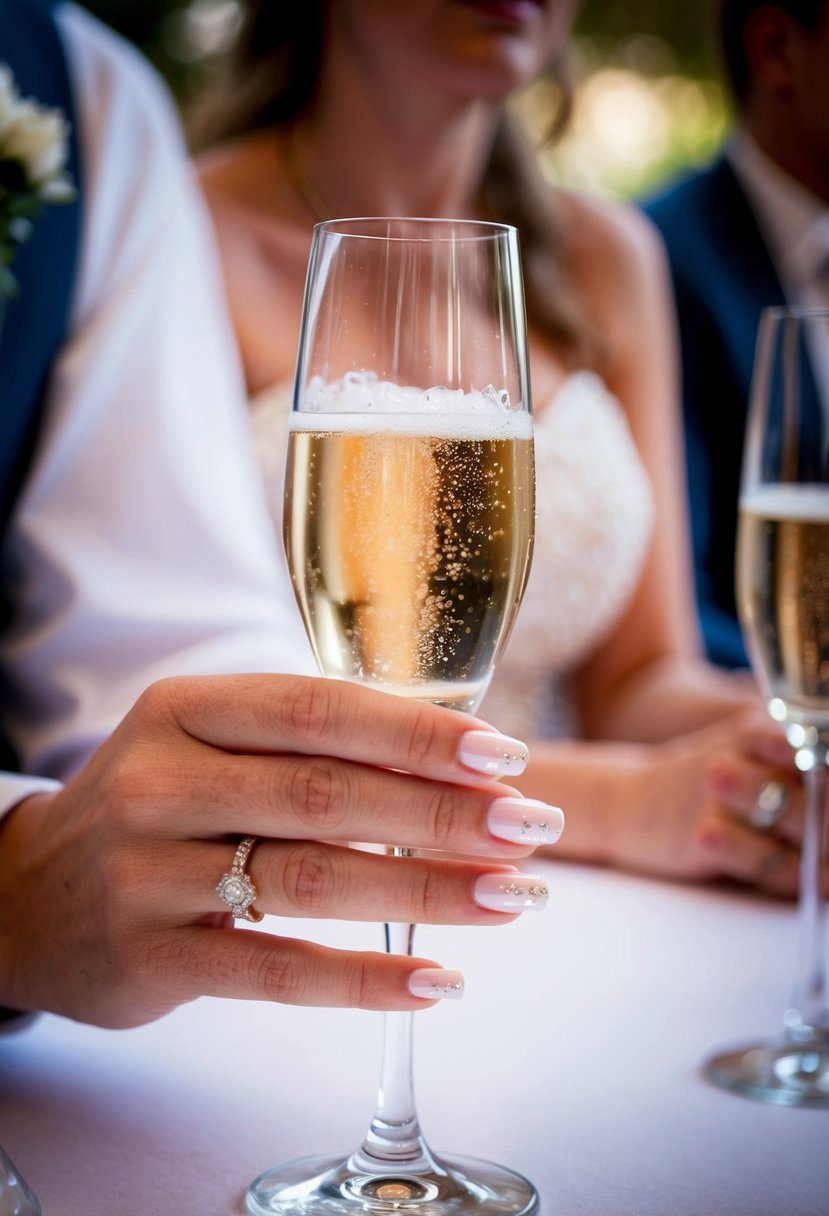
[728,128,829,414]
[0,5,314,816]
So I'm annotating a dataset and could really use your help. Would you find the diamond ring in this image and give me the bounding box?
[216,836,264,922]
[750,780,790,832]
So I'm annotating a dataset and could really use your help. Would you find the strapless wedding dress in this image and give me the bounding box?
[249,372,653,742]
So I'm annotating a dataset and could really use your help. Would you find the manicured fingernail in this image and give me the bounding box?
[408,969,465,1000]
[487,797,564,846]
[474,872,549,911]
[458,731,529,777]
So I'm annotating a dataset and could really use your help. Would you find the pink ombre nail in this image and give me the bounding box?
[408,969,465,1000]
[487,797,564,846]
[458,731,529,777]
[474,872,549,912]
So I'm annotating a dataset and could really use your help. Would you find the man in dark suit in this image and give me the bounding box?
[643,0,829,669]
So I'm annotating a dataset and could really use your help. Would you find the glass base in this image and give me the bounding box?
[704,1039,829,1107]
[245,1152,539,1215]
[0,1145,41,1216]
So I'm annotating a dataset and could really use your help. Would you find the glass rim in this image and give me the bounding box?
[312,216,517,242]
[760,305,829,321]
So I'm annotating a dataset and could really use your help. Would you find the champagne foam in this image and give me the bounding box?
[292,371,532,439]
[741,484,829,522]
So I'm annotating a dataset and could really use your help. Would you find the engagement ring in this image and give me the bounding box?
[750,780,790,832]
[216,835,263,922]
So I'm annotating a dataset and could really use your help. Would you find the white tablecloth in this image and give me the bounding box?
[1,859,827,1216]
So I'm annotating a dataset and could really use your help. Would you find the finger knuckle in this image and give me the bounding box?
[279,844,338,913]
[284,679,336,747]
[428,785,464,848]
[345,954,379,1008]
[406,706,441,770]
[130,677,184,731]
[692,804,728,845]
[98,756,153,827]
[410,862,445,922]
[255,949,305,1004]
[282,759,347,831]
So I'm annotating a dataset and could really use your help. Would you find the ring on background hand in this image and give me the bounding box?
[750,780,790,832]
[216,836,264,922]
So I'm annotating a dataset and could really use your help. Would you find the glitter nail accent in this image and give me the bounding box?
[487,798,564,847]
[430,980,464,996]
[408,968,465,1000]
[458,732,530,777]
[501,881,549,900]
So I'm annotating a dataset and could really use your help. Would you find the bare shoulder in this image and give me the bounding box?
[557,188,667,299]
[553,188,673,381]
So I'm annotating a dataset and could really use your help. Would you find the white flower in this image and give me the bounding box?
[2,97,70,188]
[38,173,75,203]
[0,63,75,306]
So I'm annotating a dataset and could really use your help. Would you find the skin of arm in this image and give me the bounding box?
[565,195,756,744]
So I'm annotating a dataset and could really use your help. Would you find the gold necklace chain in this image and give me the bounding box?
[283,128,329,223]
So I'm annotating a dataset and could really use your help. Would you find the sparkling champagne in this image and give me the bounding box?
[285,404,534,713]
[737,484,829,726]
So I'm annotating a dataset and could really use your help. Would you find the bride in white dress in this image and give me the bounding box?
[198,0,808,896]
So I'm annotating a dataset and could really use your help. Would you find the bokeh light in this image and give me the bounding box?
[514,36,729,200]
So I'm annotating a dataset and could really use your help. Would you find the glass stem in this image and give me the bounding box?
[355,852,435,1175]
[787,739,829,1040]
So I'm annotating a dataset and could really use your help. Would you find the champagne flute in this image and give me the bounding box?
[245,218,537,1214]
[704,306,829,1105]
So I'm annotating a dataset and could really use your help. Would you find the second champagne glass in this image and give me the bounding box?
[704,306,829,1105]
[245,218,537,1214]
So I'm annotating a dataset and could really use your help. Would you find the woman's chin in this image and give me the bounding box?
[440,42,548,101]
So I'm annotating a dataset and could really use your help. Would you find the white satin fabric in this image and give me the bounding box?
[0,6,314,816]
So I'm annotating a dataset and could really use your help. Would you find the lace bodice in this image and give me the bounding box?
[250,373,653,741]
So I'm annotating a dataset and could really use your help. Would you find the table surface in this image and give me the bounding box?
[1,858,827,1216]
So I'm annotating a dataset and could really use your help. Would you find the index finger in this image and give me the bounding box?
[139,674,529,785]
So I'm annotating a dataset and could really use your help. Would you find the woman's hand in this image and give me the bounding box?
[0,674,562,1028]
[607,709,815,896]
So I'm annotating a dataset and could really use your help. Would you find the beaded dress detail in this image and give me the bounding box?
[249,372,654,742]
